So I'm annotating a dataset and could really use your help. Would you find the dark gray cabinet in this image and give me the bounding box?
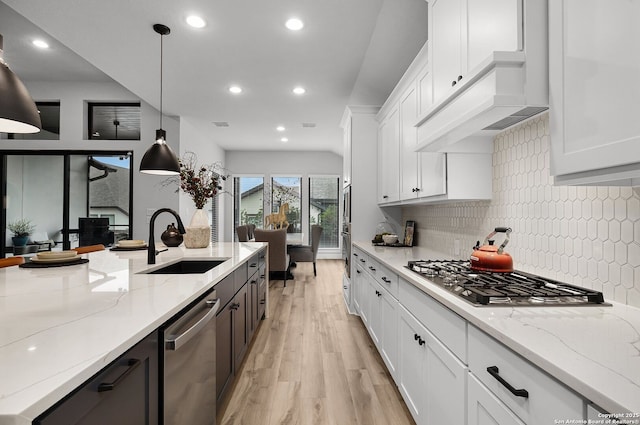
[247,252,266,340]
[216,281,248,403]
[35,332,159,425]
[215,249,265,407]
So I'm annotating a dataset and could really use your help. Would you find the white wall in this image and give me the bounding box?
[178,117,227,241]
[0,80,182,242]
[224,150,342,255]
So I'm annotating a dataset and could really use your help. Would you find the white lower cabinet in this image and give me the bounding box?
[398,304,467,425]
[468,325,584,424]
[360,266,399,381]
[371,280,399,380]
[468,374,525,425]
[355,248,592,425]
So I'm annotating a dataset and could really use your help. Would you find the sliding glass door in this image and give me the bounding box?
[1,151,133,256]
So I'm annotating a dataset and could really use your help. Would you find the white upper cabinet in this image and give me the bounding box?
[466,0,520,73]
[377,42,490,205]
[377,105,401,203]
[431,0,464,105]
[416,0,548,153]
[549,0,640,186]
[430,0,520,103]
[400,84,421,200]
[342,118,352,187]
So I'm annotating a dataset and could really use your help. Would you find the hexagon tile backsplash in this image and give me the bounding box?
[402,113,640,308]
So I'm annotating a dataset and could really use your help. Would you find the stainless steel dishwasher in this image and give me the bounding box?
[162,289,220,425]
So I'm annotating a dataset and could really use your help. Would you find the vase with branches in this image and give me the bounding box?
[162,152,229,247]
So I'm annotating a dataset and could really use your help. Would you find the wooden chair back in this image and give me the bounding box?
[73,244,106,254]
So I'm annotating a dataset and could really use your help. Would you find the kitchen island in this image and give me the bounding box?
[0,242,266,425]
[352,241,640,420]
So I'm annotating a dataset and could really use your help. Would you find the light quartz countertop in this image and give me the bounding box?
[0,242,266,425]
[353,241,640,416]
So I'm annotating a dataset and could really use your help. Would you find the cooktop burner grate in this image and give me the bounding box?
[406,260,607,306]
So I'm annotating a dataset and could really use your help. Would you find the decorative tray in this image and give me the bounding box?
[371,240,411,247]
[20,258,89,268]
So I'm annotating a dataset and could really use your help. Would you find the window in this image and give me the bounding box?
[1,101,60,140]
[210,192,219,242]
[1,150,133,256]
[271,176,301,233]
[234,176,264,234]
[309,176,339,248]
[88,102,141,140]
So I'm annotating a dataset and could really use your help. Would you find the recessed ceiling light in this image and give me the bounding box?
[281,137,289,143]
[285,18,304,31]
[32,39,49,49]
[186,15,206,28]
[229,86,242,94]
[293,86,306,95]
[276,126,285,132]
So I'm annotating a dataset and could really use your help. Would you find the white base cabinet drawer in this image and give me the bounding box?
[366,257,399,298]
[468,373,525,425]
[468,325,583,424]
[399,278,467,361]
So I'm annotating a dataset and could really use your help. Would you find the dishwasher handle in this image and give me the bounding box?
[165,298,220,351]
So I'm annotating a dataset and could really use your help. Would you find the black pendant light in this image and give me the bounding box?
[140,24,180,175]
[0,34,42,134]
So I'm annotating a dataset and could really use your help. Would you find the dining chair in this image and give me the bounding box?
[236,225,250,242]
[247,224,256,240]
[0,256,25,268]
[254,228,290,287]
[73,244,106,254]
[288,225,323,276]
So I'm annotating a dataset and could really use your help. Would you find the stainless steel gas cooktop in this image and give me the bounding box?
[407,260,609,307]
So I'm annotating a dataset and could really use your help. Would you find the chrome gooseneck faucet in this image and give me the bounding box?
[148,208,186,264]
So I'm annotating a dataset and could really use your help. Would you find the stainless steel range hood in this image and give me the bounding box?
[415,50,548,153]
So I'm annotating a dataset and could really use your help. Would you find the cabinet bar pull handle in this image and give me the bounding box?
[98,359,141,392]
[369,266,376,271]
[353,253,359,257]
[381,277,391,283]
[250,263,257,268]
[414,333,420,341]
[486,366,529,398]
[360,258,366,263]
[356,270,361,274]
[166,299,221,351]
[418,337,425,346]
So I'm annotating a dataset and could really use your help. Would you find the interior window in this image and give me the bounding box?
[0,101,61,140]
[88,102,141,140]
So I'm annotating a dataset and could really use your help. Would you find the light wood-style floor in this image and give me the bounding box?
[218,259,415,425]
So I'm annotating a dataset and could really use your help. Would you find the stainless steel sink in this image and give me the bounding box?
[143,259,227,274]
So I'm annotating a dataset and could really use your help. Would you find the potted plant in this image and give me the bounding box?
[8,218,35,247]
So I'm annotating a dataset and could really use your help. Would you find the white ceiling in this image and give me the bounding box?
[0,0,428,154]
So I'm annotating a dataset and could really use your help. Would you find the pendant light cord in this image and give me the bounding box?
[159,32,163,130]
